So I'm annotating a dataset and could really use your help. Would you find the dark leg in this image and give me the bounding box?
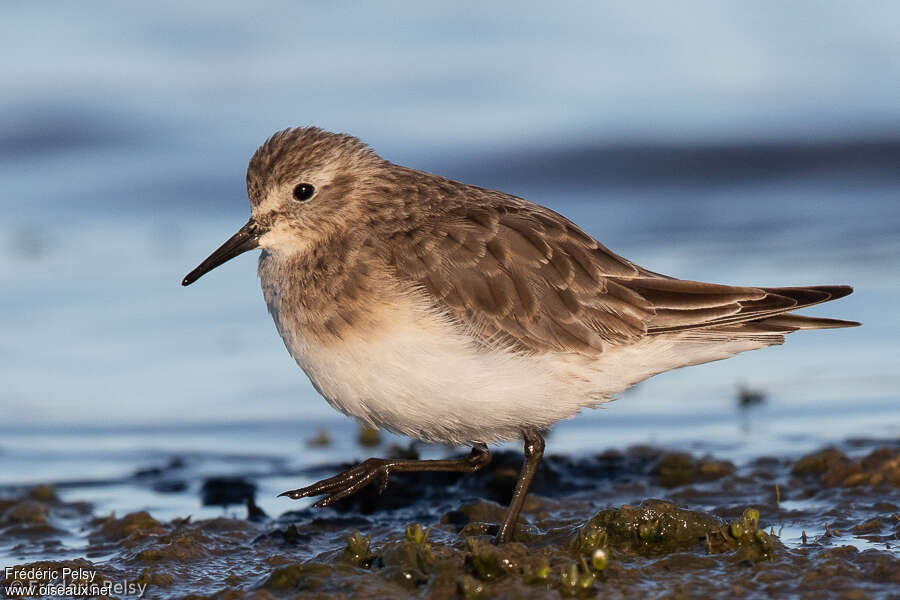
[495,429,544,544]
[279,443,491,506]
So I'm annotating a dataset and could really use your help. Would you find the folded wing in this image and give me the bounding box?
[386,184,857,355]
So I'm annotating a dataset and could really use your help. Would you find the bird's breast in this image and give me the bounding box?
[257,251,605,444]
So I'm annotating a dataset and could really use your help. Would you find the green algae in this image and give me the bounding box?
[135,534,210,562]
[466,538,503,581]
[0,485,88,540]
[559,558,595,597]
[458,574,488,600]
[3,500,50,525]
[710,507,775,562]
[342,531,375,568]
[357,425,381,447]
[3,442,900,599]
[586,499,720,555]
[521,555,552,584]
[792,448,847,477]
[655,453,735,487]
[404,522,429,544]
[26,484,58,503]
[792,447,900,487]
[380,535,435,588]
[91,510,166,542]
[305,429,332,447]
[260,562,334,591]
[590,548,608,571]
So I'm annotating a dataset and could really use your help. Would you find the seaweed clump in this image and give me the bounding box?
[577,500,774,562]
[3,442,900,599]
[653,453,735,487]
[792,447,900,487]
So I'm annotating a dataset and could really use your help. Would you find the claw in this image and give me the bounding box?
[377,472,390,495]
[278,459,393,505]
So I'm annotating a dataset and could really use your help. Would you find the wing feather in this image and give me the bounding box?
[383,174,855,355]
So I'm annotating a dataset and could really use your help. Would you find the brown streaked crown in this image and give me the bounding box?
[246,127,379,206]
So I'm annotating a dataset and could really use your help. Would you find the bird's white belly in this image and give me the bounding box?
[270,298,607,444]
[268,290,774,445]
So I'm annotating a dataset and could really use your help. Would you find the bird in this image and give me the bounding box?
[182,127,858,543]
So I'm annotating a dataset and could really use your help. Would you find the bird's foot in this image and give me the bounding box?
[278,458,392,507]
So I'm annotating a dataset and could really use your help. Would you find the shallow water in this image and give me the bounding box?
[2,440,899,598]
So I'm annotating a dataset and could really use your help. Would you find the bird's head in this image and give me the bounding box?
[182,127,384,286]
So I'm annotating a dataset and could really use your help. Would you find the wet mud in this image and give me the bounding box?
[2,440,899,599]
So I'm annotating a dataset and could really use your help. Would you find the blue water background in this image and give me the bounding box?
[1,2,898,526]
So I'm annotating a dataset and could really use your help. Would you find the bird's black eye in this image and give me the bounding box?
[292,183,315,202]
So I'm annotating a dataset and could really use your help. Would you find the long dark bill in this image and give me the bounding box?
[182,220,261,286]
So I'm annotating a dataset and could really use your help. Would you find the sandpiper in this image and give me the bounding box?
[183,127,858,543]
